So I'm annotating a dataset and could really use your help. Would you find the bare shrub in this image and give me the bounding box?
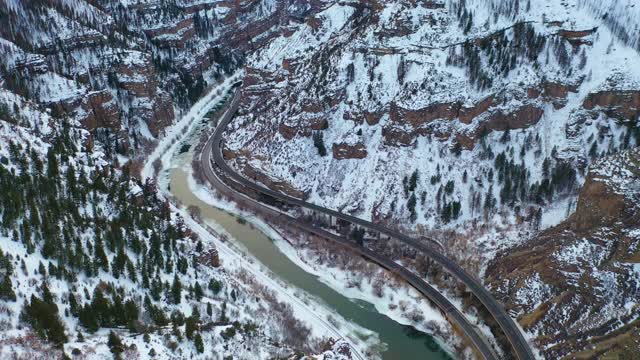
[408,309,424,323]
[187,205,202,222]
[399,300,409,312]
[152,158,162,176]
[371,277,384,298]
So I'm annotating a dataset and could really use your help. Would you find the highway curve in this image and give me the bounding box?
[202,86,535,360]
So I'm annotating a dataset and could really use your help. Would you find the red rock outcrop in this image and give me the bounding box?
[483,105,544,132]
[459,96,495,124]
[558,28,598,40]
[486,149,640,358]
[456,105,544,150]
[241,161,307,199]
[278,117,328,140]
[569,173,627,231]
[542,81,579,109]
[80,90,120,131]
[145,93,175,137]
[144,18,196,49]
[583,90,640,121]
[383,95,542,148]
[364,110,384,125]
[332,142,368,160]
[114,55,175,136]
[390,101,460,125]
[279,122,298,140]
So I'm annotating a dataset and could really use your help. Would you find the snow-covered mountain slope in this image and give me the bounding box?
[227,0,639,234]
[0,0,329,160]
[487,148,640,358]
[2,0,639,358]
[218,0,640,357]
[0,85,347,359]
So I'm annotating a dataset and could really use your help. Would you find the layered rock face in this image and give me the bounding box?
[583,90,640,121]
[486,149,640,358]
[218,1,640,357]
[0,0,318,156]
[224,0,640,232]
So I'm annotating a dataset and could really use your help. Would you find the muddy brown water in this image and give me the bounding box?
[168,156,452,359]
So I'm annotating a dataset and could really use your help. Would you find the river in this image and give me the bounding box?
[165,128,453,359]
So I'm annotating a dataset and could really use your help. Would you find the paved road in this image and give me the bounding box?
[203,87,535,360]
[200,133,496,360]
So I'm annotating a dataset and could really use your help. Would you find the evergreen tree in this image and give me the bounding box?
[94,235,109,273]
[0,251,16,301]
[22,294,68,348]
[407,194,417,221]
[107,330,124,356]
[185,315,197,340]
[78,303,98,332]
[68,293,79,316]
[408,170,419,192]
[194,282,204,301]
[171,274,182,304]
[312,132,327,157]
[219,301,228,323]
[124,299,139,327]
[151,276,163,301]
[209,279,222,295]
[194,332,204,353]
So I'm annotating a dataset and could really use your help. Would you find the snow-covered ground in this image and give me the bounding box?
[225,0,640,275]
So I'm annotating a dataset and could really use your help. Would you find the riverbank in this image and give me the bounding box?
[179,119,462,358]
[144,76,383,359]
[146,75,463,359]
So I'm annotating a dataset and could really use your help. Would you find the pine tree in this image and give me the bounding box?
[171,274,182,304]
[407,194,417,221]
[151,276,163,301]
[219,301,228,323]
[94,235,109,272]
[194,332,204,353]
[22,294,68,348]
[46,148,59,180]
[68,293,79,316]
[0,251,16,301]
[185,315,197,340]
[124,299,139,326]
[209,279,222,295]
[107,330,124,356]
[312,132,327,157]
[408,170,419,192]
[91,288,113,328]
[194,282,204,301]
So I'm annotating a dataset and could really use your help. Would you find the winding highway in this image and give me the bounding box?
[201,86,535,360]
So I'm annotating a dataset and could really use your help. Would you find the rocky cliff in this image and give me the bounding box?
[218,0,640,357]
[0,0,327,159]
[224,0,640,234]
